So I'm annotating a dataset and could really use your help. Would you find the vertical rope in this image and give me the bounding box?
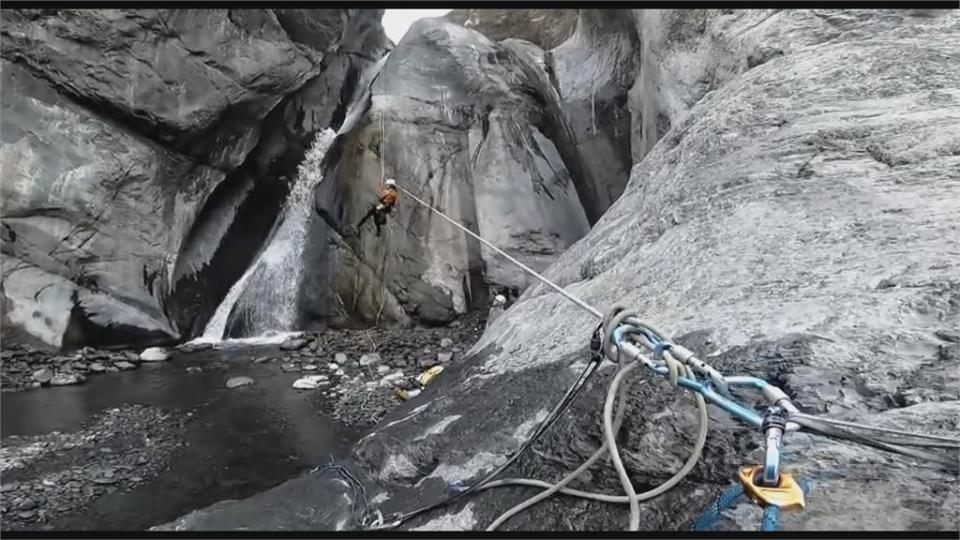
[376,65,389,323]
[380,69,386,185]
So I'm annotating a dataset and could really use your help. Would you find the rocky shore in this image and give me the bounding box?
[0,311,487,531]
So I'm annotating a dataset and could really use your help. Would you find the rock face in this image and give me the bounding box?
[323,19,592,326]
[444,9,578,49]
[2,9,653,343]
[1,9,390,348]
[354,8,960,531]
[549,10,639,218]
[168,9,960,532]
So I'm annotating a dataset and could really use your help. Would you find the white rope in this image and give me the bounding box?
[380,68,386,184]
[396,186,603,319]
[484,362,708,531]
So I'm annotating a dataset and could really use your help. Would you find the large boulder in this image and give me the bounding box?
[0,9,324,168]
[0,9,389,347]
[323,19,590,325]
[1,60,217,347]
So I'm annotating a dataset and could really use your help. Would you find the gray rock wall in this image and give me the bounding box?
[353,8,960,531]
[328,19,589,326]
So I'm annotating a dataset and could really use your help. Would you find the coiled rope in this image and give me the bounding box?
[356,105,960,531]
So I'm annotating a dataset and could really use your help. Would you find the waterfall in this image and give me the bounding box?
[187,51,391,345]
[191,128,337,343]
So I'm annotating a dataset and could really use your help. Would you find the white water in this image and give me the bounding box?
[189,128,337,344]
[186,53,392,346]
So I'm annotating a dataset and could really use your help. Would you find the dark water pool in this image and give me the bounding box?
[1,347,359,531]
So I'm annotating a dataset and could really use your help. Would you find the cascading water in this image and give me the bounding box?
[193,128,337,342]
[189,51,391,345]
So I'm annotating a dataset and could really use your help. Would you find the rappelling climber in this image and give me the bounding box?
[356,178,399,237]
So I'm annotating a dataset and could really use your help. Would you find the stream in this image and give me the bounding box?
[1,346,359,531]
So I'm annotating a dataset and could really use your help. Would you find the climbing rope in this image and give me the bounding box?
[396,185,603,319]
[311,458,371,529]
[358,87,957,531]
[690,478,812,532]
[354,181,960,532]
[365,327,607,529]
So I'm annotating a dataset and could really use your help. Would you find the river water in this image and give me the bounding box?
[1,346,359,531]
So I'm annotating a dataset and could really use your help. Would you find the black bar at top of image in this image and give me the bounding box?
[0,0,957,10]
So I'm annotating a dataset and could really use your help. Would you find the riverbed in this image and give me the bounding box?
[0,312,487,531]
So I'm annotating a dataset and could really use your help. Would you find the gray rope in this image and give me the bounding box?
[397,186,603,319]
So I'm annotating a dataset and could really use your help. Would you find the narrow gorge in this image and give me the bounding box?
[2,7,958,533]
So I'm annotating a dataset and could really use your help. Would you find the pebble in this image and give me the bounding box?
[115,361,136,371]
[17,510,36,520]
[328,363,340,371]
[106,366,120,373]
[281,363,300,372]
[437,351,454,364]
[17,498,37,511]
[50,373,83,386]
[440,338,454,349]
[1,483,19,493]
[292,375,329,389]
[280,337,308,351]
[376,365,391,375]
[303,364,318,371]
[72,361,89,371]
[359,353,381,367]
[379,371,405,387]
[185,366,203,374]
[32,368,53,384]
[139,347,169,362]
[89,362,107,373]
[226,376,255,389]
[254,356,271,364]
[335,352,348,364]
